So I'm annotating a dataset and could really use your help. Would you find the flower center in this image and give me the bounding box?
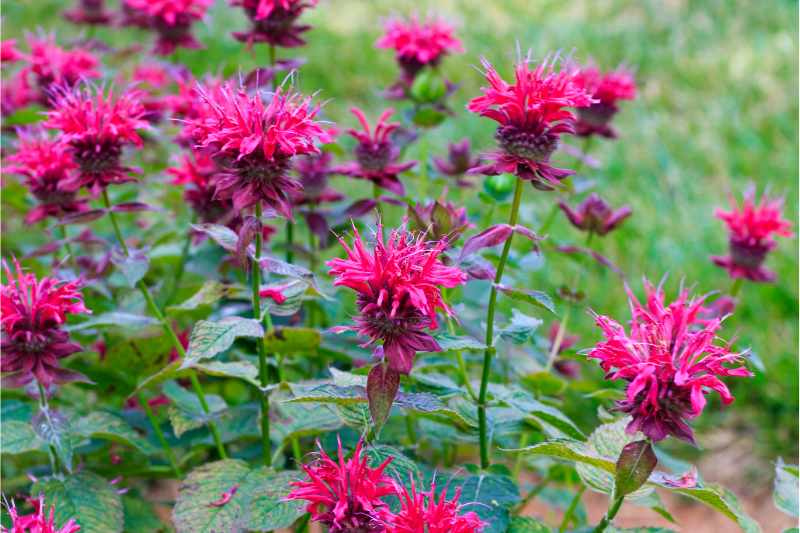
[495,125,558,161]
[729,239,771,269]
[355,141,392,172]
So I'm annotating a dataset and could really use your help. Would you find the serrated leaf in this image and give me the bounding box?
[163,381,226,437]
[182,317,264,368]
[67,312,158,332]
[172,460,304,533]
[507,516,550,532]
[263,327,321,354]
[192,360,261,388]
[270,401,342,443]
[774,458,799,517]
[496,285,556,314]
[649,483,761,533]
[111,248,150,287]
[168,281,232,313]
[1,419,45,454]
[31,472,124,533]
[443,473,520,533]
[432,333,486,351]
[498,310,543,344]
[73,411,157,455]
[32,408,74,472]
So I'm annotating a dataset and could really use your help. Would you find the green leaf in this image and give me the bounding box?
[31,472,124,533]
[163,381,227,437]
[774,458,799,517]
[498,310,543,344]
[167,281,234,313]
[366,444,420,489]
[2,399,33,422]
[651,483,761,533]
[123,496,164,533]
[192,360,262,388]
[263,327,321,354]
[271,400,342,443]
[507,516,550,533]
[490,384,583,439]
[32,408,74,473]
[111,248,150,287]
[3,105,45,126]
[287,382,366,405]
[615,440,658,497]
[444,473,520,533]
[432,333,487,351]
[507,438,615,473]
[496,285,556,314]
[191,223,239,251]
[67,312,158,332]
[606,528,678,533]
[182,317,264,368]
[172,460,304,533]
[73,411,157,455]
[1,420,45,454]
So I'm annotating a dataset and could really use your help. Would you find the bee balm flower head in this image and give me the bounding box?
[185,82,330,218]
[124,0,211,55]
[327,225,466,374]
[44,85,148,195]
[231,0,318,48]
[712,186,793,282]
[573,63,636,138]
[4,496,81,533]
[286,438,395,532]
[1,259,90,388]
[467,53,596,190]
[588,279,752,444]
[387,479,485,533]
[558,193,632,236]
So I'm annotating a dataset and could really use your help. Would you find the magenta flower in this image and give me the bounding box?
[327,225,466,374]
[1,259,90,388]
[124,0,211,55]
[44,85,148,195]
[185,82,329,218]
[2,71,37,117]
[293,151,343,206]
[433,139,480,187]
[167,151,240,227]
[64,0,114,26]
[376,15,463,84]
[3,496,81,533]
[1,39,24,63]
[286,438,395,532]
[408,199,472,243]
[336,107,416,196]
[711,187,793,282]
[231,0,318,48]
[467,54,596,190]
[21,34,100,106]
[588,280,752,444]
[573,63,637,138]
[6,129,89,224]
[558,193,632,236]
[386,480,485,533]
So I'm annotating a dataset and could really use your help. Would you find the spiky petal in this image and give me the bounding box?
[558,193,632,236]
[572,63,637,138]
[588,280,752,444]
[386,479,485,533]
[3,496,81,533]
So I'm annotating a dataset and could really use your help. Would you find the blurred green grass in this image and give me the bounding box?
[2,0,797,461]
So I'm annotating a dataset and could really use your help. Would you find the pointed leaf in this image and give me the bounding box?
[182,317,264,368]
[367,364,400,430]
[615,440,658,497]
[496,284,556,314]
[774,458,799,517]
[111,248,150,287]
[459,224,513,261]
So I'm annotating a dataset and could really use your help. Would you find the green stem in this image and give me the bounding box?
[36,381,59,474]
[559,485,586,533]
[101,189,227,459]
[139,392,183,478]
[268,44,276,67]
[57,225,77,270]
[592,494,625,533]
[512,431,529,479]
[165,219,195,308]
[252,203,273,466]
[730,277,744,298]
[285,220,294,264]
[478,176,524,469]
[405,414,418,445]
[373,182,384,225]
[291,436,302,466]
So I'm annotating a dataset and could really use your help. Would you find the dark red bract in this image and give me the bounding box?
[558,193,632,236]
[231,0,317,48]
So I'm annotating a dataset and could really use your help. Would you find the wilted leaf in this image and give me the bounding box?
[192,223,239,252]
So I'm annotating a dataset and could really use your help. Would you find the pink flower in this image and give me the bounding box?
[231,0,317,48]
[21,34,100,105]
[573,63,636,138]
[6,129,89,223]
[335,107,416,196]
[286,438,395,532]
[558,193,632,236]
[588,280,752,444]
[1,259,90,388]
[185,82,329,217]
[124,0,211,55]
[2,71,37,116]
[44,85,148,195]
[327,225,466,374]
[293,152,343,205]
[712,186,793,282]
[376,15,463,83]
[3,496,81,533]
[1,39,24,63]
[167,151,239,227]
[64,0,114,26]
[432,139,480,187]
[386,480,484,533]
[467,54,596,190]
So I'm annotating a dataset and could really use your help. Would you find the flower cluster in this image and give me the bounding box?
[1,259,90,389]
[588,280,752,443]
[287,439,485,532]
[123,0,211,55]
[6,129,89,223]
[3,496,81,533]
[467,54,596,189]
[185,82,329,217]
[712,187,792,282]
[336,107,416,196]
[558,193,632,236]
[44,85,148,195]
[231,0,318,48]
[573,63,637,138]
[327,226,466,374]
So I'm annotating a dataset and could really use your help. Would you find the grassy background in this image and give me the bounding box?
[2,0,797,477]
